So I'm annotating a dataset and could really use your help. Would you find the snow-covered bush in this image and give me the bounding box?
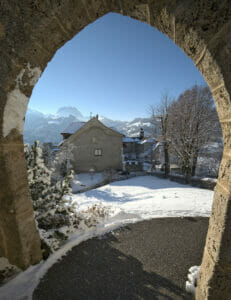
[24,141,110,258]
[185,265,200,295]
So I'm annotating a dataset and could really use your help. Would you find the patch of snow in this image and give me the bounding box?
[137,137,156,144]
[3,64,41,137]
[48,120,59,124]
[71,172,105,193]
[185,265,200,294]
[142,122,152,126]
[125,160,139,165]
[200,177,217,183]
[131,122,142,127]
[3,88,29,137]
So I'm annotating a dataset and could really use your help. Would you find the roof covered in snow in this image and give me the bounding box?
[138,137,157,144]
[62,122,86,134]
[123,137,157,144]
[123,137,141,143]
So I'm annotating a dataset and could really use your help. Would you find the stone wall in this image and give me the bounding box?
[0,1,231,298]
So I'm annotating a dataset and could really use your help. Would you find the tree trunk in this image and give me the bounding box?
[185,167,191,183]
[181,156,191,183]
[191,149,198,177]
[164,142,170,177]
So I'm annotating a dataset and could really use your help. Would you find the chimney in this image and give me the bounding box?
[139,128,144,140]
[96,114,98,119]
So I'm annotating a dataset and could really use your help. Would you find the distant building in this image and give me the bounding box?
[122,128,157,171]
[59,116,123,173]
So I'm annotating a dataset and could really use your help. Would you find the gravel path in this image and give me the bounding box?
[33,217,209,300]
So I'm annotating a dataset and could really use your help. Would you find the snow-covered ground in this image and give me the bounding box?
[0,176,214,300]
[73,176,213,220]
[71,172,105,193]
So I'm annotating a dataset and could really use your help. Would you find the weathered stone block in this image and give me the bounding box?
[216,157,231,190]
[207,21,231,97]
[222,123,231,153]
[197,187,231,299]
[212,86,231,122]
[175,24,206,63]
[197,49,224,91]
[149,5,175,41]
[0,131,42,269]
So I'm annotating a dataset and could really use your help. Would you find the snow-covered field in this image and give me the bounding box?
[73,175,213,220]
[0,176,214,300]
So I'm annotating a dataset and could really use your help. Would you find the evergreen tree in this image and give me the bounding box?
[25,141,76,232]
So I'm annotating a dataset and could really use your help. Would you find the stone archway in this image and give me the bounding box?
[0,1,230,298]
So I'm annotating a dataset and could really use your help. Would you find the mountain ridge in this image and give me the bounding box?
[24,107,155,144]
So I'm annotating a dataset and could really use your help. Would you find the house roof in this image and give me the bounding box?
[61,122,86,134]
[109,127,124,135]
[60,117,123,146]
[138,137,157,144]
[123,137,157,144]
[123,137,140,143]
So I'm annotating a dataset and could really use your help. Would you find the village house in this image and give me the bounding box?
[59,115,123,173]
[122,128,157,172]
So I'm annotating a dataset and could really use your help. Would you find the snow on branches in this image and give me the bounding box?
[24,141,110,258]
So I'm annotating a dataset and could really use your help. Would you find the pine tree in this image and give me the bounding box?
[25,141,53,211]
[25,141,76,230]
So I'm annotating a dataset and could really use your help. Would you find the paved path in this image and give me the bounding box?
[33,217,209,300]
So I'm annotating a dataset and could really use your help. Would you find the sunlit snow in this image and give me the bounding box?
[73,176,213,220]
[0,176,214,300]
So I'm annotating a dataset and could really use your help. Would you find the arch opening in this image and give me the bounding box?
[0,2,231,298]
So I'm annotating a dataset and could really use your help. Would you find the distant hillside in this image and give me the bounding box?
[23,107,155,144]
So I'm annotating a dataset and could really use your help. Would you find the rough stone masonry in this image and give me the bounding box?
[0,1,231,299]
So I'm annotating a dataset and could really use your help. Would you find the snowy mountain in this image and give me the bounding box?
[56,107,86,120]
[23,107,155,144]
[24,109,77,144]
[98,116,154,136]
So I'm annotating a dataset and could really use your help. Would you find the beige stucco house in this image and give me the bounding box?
[60,116,123,173]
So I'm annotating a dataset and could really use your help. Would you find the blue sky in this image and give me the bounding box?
[29,12,207,121]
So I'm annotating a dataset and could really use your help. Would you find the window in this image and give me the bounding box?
[94,149,102,156]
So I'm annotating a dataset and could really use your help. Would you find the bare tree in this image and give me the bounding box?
[149,92,173,177]
[168,85,220,182]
